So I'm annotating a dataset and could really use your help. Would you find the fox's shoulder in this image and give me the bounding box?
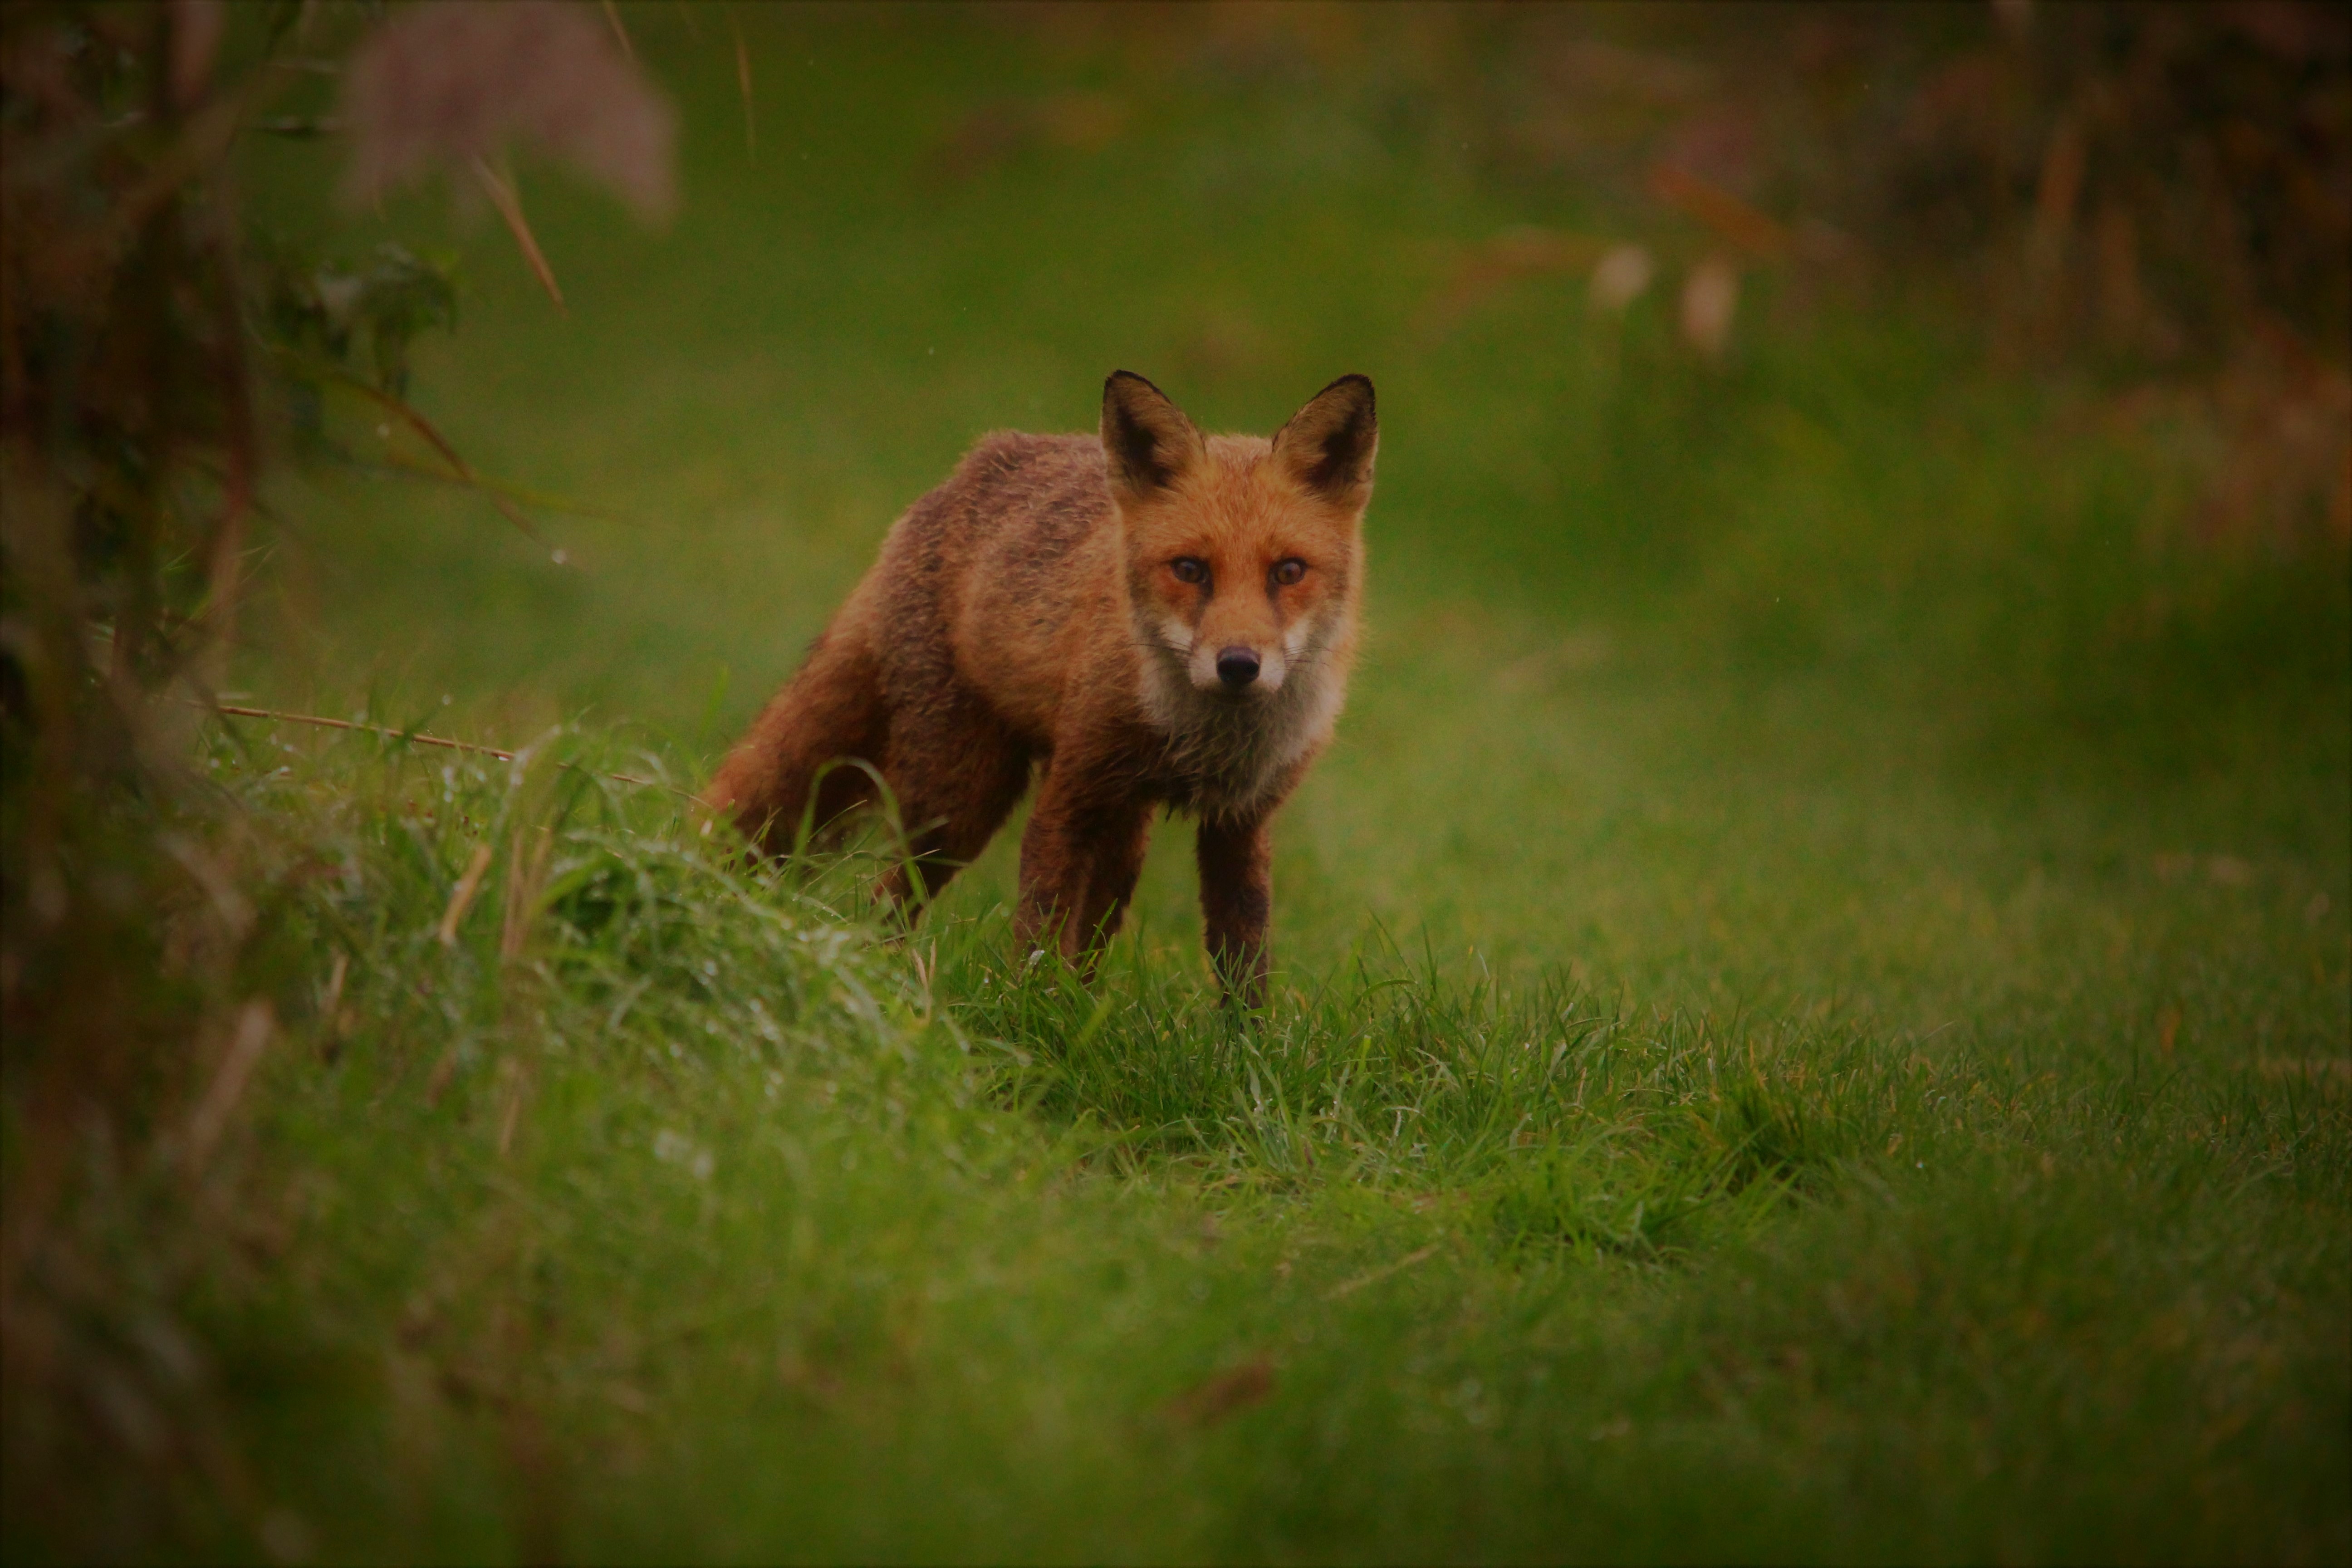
[883,431,1124,723]
[949,431,1106,507]
[897,430,1112,564]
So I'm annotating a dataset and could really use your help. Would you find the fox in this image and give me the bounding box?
[703,370,1377,1004]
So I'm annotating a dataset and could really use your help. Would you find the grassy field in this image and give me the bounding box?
[19,8,2346,1562]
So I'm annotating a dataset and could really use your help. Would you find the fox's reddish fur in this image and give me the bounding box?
[705,372,1377,1002]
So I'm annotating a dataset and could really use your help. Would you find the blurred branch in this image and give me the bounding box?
[271,348,553,545]
[1648,164,1789,261]
[363,453,618,524]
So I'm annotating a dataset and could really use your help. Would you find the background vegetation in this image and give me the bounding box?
[4,3,2347,1561]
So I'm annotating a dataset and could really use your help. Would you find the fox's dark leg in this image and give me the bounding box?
[1064,805,1154,974]
[1016,760,1154,968]
[871,694,1031,919]
[705,624,886,858]
[1083,809,1154,961]
[1196,814,1273,1006]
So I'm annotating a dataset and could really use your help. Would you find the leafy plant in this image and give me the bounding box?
[0,0,680,1530]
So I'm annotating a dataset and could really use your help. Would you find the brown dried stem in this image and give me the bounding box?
[202,703,691,799]
[729,4,756,159]
[472,157,566,313]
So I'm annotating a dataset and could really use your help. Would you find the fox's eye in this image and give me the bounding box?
[1171,558,1208,586]
[1272,559,1307,588]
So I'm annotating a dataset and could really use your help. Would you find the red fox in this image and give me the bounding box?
[705,371,1376,1003]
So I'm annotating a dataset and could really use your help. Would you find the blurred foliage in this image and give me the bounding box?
[0,0,271,1515]
[0,0,671,1536]
[999,0,2349,546]
[259,240,459,403]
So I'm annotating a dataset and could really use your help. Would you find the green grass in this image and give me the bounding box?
[34,719,2334,1563]
[10,7,2347,1562]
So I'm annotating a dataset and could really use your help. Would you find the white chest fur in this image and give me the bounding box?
[1134,611,1351,820]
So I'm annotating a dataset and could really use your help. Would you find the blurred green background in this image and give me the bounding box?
[240,1,2347,1025]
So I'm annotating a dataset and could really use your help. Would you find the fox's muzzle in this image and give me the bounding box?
[1188,636,1284,695]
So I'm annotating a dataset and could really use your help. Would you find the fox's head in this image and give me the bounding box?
[1102,371,1376,714]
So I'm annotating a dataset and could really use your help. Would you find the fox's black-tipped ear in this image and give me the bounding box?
[1101,371,1205,499]
[1272,374,1377,507]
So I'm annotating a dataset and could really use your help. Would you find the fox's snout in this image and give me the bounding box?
[1200,637,1279,696]
[1182,629,1284,696]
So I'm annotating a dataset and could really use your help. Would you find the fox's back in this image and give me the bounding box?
[867,431,1126,744]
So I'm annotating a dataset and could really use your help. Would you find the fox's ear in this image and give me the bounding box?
[1272,374,1377,508]
[1101,371,1205,500]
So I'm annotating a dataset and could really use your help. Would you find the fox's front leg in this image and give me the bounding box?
[1015,766,1152,970]
[1196,815,1272,1006]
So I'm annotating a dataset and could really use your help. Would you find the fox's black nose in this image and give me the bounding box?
[1215,647,1261,689]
